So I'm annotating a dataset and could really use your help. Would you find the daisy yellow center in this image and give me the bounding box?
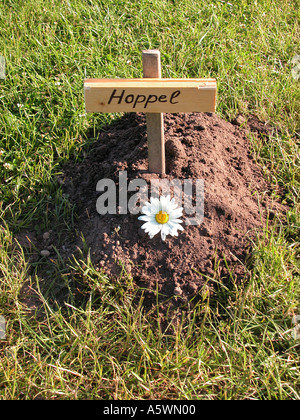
[155,210,169,224]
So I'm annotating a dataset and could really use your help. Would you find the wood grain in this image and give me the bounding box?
[84,78,217,113]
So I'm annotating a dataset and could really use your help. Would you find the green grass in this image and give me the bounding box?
[0,0,299,400]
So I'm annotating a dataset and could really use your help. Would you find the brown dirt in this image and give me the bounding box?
[16,112,284,318]
[38,111,281,315]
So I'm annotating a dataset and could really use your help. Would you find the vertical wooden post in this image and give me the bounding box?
[142,50,165,175]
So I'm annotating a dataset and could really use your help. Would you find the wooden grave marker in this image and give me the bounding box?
[84,50,216,174]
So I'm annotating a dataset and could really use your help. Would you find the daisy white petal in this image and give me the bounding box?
[147,224,161,238]
[171,218,184,224]
[150,196,160,208]
[173,224,184,233]
[140,207,153,216]
[138,215,152,222]
[167,220,183,230]
[142,221,157,231]
[169,207,183,218]
[160,195,170,210]
[161,224,169,241]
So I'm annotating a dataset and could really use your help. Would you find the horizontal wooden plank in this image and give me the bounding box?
[84,78,216,113]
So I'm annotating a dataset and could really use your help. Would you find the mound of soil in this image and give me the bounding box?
[48,111,281,313]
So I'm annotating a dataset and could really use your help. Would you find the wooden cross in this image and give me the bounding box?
[84,50,216,174]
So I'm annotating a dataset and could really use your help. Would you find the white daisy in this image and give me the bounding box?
[138,195,184,241]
